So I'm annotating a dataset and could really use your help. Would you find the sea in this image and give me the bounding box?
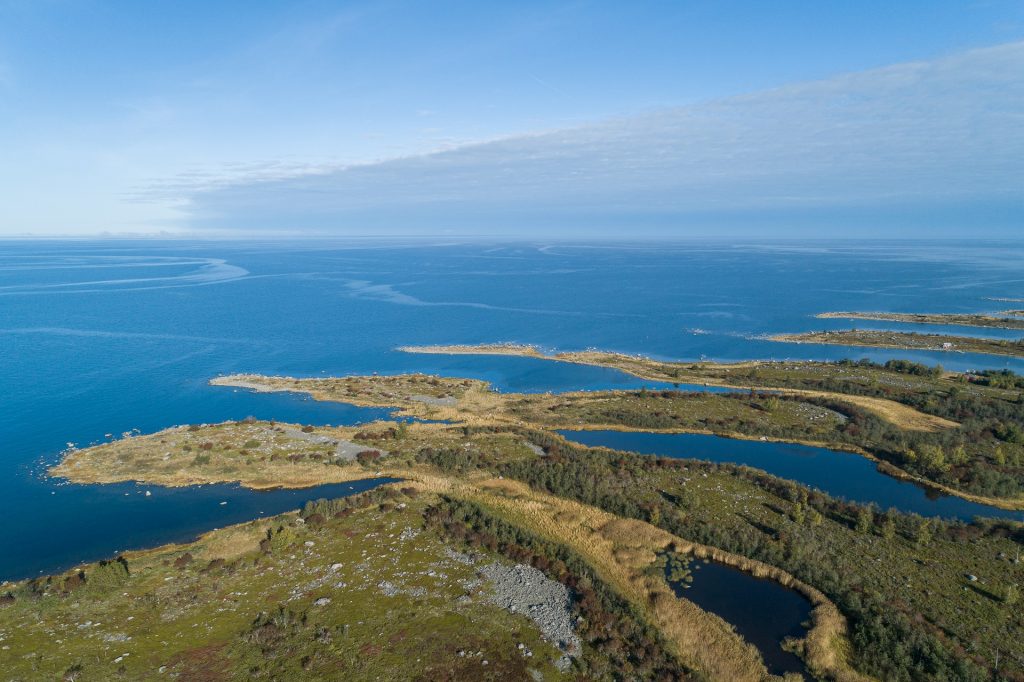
[1,238,1023,579]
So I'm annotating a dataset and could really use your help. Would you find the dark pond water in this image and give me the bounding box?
[558,430,1024,522]
[668,558,813,678]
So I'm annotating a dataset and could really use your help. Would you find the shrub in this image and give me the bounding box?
[356,450,382,466]
[87,557,130,591]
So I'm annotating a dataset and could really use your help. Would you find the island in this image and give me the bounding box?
[815,311,1024,330]
[3,356,1023,680]
[771,329,1024,360]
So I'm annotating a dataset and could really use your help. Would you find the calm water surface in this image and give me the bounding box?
[670,558,813,678]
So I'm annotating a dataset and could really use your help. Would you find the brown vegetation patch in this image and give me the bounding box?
[167,643,232,682]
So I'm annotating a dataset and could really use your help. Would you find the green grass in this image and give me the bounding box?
[0,494,571,681]
[508,391,845,438]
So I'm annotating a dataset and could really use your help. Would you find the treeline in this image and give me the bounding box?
[412,426,1024,678]
[423,497,696,682]
[724,358,1023,426]
[882,359,944,378]
[968,370,1024,391]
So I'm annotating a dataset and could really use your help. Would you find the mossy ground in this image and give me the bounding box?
[0,494,571,681]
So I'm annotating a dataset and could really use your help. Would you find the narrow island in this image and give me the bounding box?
[771,329,1024,359]
[815,311,1024,330]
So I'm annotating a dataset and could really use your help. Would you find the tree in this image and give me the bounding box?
[917,444,949,474]
[915,519,933,548]
[856,507,874,534]
[881,515,897,541]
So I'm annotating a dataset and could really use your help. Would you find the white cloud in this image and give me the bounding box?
[161,42,1024,233]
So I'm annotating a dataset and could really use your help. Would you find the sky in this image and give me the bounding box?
[0,0,1022,238]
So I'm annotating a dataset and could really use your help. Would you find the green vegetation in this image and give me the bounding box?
[487,433,1024,682]
[773,329,1024,359]
[816,311,1024,330]
[396,345,1024,502]
[0,488,575,681]
[424,497,692,681]
[31,355,1024,680]
[500,376,1024,500]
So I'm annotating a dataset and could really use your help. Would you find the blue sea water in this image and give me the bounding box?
[2,238,1023,579]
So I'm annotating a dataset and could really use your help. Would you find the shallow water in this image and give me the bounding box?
[668,558,813,678]
[558,430,1023,521]
[3,239,1023,579]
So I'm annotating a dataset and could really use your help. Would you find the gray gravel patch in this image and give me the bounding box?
[479,562,580,665]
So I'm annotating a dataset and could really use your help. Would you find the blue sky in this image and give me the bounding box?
[1,1,1022,237]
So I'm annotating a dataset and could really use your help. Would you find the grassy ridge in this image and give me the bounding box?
[0,488,574,681]
[395,347,1024,504]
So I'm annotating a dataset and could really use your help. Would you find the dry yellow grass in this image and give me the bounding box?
[775,388,958,432]
[48,419,429,489]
